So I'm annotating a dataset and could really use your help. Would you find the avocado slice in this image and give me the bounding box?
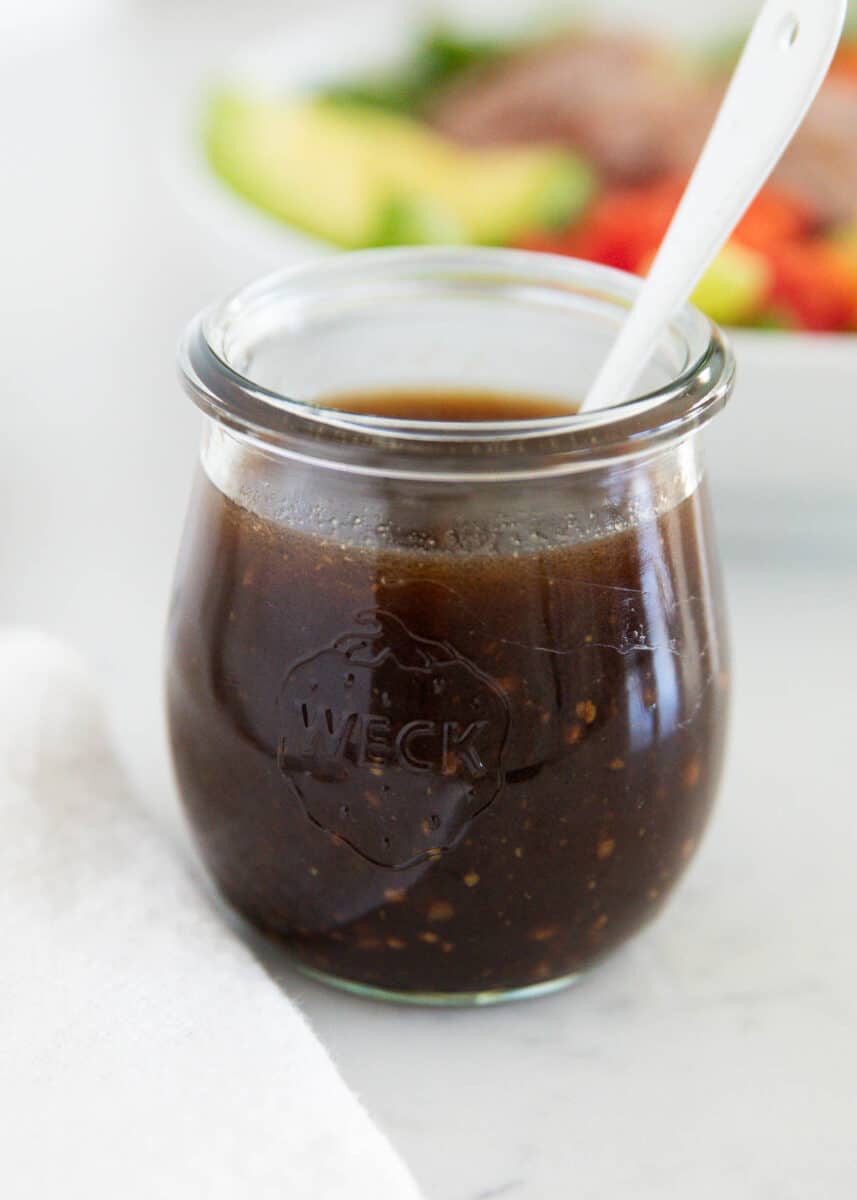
[691,243,771,327]
[205,91,595,248]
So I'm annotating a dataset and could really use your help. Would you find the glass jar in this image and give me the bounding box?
[168,248,734,1006]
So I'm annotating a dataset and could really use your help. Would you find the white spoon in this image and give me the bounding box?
[581,0,847,414]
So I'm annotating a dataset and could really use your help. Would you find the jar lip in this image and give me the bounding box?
[179,247,735,480]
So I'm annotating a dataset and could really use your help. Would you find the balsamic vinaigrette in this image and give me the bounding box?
[168,389,728,997]
[324,389,580,421]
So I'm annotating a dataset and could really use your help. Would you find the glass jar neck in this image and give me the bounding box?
[180,249,734,483]
[202,418,705,564]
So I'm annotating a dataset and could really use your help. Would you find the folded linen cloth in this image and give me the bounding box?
[0,630,422,1200]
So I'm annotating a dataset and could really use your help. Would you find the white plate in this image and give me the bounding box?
[172,0,857,546]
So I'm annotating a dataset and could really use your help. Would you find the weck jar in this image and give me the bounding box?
[167,248,734,1005]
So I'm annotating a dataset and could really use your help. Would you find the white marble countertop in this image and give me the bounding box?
[2,4,855,1197]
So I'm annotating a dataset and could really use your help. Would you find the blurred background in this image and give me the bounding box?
[1,3,855,1195]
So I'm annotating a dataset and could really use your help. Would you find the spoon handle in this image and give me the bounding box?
[581,0,847,414]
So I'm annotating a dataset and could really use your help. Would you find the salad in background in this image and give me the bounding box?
[205,23,857,332]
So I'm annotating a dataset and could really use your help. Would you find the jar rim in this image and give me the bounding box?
[179,247,735,481]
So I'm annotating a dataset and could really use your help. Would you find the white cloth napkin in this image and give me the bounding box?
[0,631,422,1200]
